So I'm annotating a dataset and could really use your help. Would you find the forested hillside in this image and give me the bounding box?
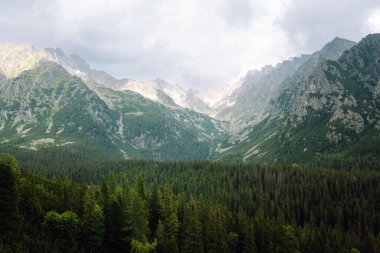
[1,153,379,253]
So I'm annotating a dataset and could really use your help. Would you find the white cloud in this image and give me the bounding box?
[278,0,380,53]
[0,0,378,89]
[368,9,380,32]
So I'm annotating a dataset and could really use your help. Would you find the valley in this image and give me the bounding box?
[1,33,380,253]
[1,34,380,166]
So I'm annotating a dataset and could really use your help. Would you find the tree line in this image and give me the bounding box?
[0,153,379,252]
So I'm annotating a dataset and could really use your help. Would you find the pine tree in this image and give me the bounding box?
[86,204,105,252]
[205,204,229,253]
[83,188,96,250]
[120,172,130,199]
[127,191,149,243]
[136,176,145,199]
[0,153,21,240]
[103,195,128,253]
[148,183,161,238]
[100,179,110,208]
[254,210,270,253]
[237,208,256,253]
[18,177,43,226]
[108,172,117,196]
[182,197,203,253]
[42,210,80,251]
[156,187,179,253]
[281,225,299,253]
[130,238,157,253]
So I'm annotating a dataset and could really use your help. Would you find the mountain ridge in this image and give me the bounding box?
[1,34,380,164]
[0,58,228,160]
[45,47,234,115]
[217,33,379,164]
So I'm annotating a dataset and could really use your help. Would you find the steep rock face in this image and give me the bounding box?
[216,38,357,128]
[215,56,310,126]
[275,37,357,112]
[217,34,379,163]
[289,34,380,146]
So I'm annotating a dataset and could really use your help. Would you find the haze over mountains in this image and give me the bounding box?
[45,47,236,116]
[1,33,379,163]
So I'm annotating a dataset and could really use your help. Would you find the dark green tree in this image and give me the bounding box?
[156,187,179,253]
[136,176,145,199]
[237,208,256,253]
[205,204,229,253]
[148,183,161,238]
[43,210,80,251]
[108,173,117,196]
[281,225,299,253]
[88,204,105,252]
[103,195,128,253]
[127,191,149,244]
[0,153,21,241]
[182,197,203,253]
[131,238,157,253]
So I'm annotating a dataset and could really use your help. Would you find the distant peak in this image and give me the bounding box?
[316,36,357,61]
[364,33,380,38]
[0,43,52,78]
[359,33,380,44]
[342,33,380,62]
[45,47,91,73]
[246,69,259,76]
[154,78,169,85]
[325,37,356,47]
[331,36,352,42]
[45,47,65,56]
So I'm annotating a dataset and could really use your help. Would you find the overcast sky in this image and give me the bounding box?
[1,0,380,89]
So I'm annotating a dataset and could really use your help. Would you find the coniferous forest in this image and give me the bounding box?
[0,153,379,253]
[1,1,380,252]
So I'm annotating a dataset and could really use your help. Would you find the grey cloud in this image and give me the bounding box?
[222,0,254,27]
[278,0,380,53]
[0,0,379,90]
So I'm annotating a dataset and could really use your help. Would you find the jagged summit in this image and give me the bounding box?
[215,33,380,163]
[0,43,52,78]
[43,47,225,114]
[0,56,227,160]
[46,47,92,74]
[1,34,380,163]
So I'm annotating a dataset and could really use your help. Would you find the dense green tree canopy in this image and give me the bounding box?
[0,155,379,253]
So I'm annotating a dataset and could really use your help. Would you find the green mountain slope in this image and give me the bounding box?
[1,35,379,165]
[217,34,380,165]
[0,60,227,160]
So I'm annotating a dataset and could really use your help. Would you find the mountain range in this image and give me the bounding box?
[1,34,379,164]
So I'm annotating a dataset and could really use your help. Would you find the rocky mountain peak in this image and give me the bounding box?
[338,33,380,75]
[45,47,92,74]
[319,37,356,60]
[0,43,53,78]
